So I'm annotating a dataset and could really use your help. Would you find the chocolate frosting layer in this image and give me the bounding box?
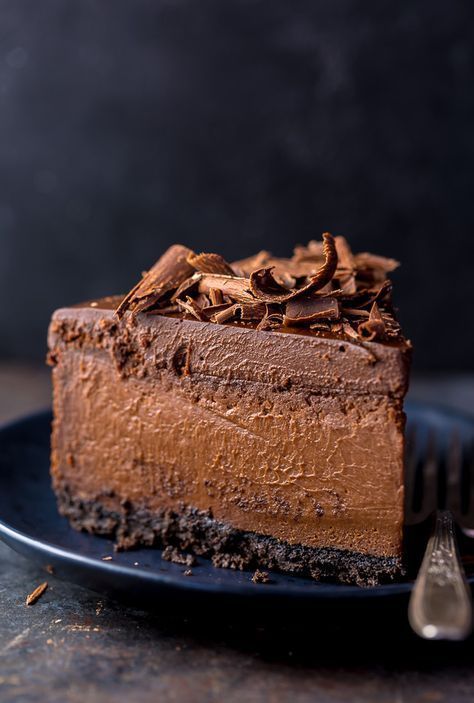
[115,235,407,345]
[49,304,410,398]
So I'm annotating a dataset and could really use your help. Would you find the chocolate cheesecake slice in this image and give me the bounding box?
[48,235,411,586]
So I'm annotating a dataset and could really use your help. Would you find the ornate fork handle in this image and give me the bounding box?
[409,510,472,640]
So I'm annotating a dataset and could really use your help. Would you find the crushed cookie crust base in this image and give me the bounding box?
[55,482,404,587]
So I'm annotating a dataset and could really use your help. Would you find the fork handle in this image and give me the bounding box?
[408,510,472,640]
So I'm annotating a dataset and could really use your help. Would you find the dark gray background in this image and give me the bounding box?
[1,0,473,371]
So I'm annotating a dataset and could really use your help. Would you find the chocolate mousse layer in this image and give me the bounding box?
[48,236,411,585]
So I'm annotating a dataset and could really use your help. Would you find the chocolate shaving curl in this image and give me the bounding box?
[197,274,255,303]
[187,252,236,276]
[115,233,402,345]
[335,236,357,294]
[257,307,284,331]
[284,296,340,326]
[211,301,267,324]
[249,233,338,303]
[357,303,386,341]
[176,296,205,321]
[209,288,223,306]
[343,322,362,341]
[116,244,195,318]
[354,252,399,285]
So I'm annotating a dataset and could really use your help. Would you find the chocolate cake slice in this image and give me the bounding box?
[48,235,411,586]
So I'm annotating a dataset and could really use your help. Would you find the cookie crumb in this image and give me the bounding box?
[162,546,196,567]
[45,564,55,575]
[26,582,48,605]
[102,556,113,561]
[252,570,270,584]
[183,569,193,577]
[212,553,248,570]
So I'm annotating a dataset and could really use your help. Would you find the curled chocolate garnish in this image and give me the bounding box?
[354,252,399,286]
[200,303,233,321]
[342,307,370,318]
[354,252,399,273]
[273,270,297,290]
[257,314,284,331]
[341,280,392,311]
[238,302,267,320]
[342,322,361,340]
[116,244,195,318]
[211,301,267,324]
[250,233,338,303]
[255,304,284,331]
[213,304,239,324]
[116,234,403,344]
[335,236,357,294]
[176,296,205,321]
[231,250,272,277]
[197,274,255,302]
[209,288,223,306]
[187,252,236,276]
[357,302,386,341]
[171,273,201,302]
[284,296,340,326]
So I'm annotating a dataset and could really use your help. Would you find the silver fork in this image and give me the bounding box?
[405,430,473,640]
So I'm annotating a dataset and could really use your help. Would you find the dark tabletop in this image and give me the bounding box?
[1,366,474,703]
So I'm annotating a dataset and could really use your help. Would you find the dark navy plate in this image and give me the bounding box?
[0,403,473,609]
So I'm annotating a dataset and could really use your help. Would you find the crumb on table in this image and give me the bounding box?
[252,570,270,584]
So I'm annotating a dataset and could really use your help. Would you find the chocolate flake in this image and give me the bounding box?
[249,233,338,303]
[200,303,234,321]
[213,304,239,324]
[343,322,361,340]
[211,301,267,324]
[335,236,357,294]
[209,288,224,306]
[116,244,195,317]
[257,307,284,331]
[115,233,403,344]
[187,252,236,276]
[358,303,386,341]
[342,307,370,318]
[231,250,272,276]
[176,296,205,321]
[26,581,48,606]
[197,274,255,302]
[284,296,340,326]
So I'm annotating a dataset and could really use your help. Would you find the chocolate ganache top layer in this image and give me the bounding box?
[115,235,406,345]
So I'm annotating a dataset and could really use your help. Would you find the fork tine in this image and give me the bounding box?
[446,432,462,518]
[419,431,438,521]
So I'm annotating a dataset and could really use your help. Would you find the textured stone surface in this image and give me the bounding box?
[1,542,474,703]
